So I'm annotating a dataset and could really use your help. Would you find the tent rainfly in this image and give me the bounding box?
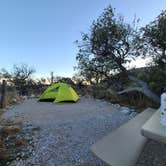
[39,82,79,103]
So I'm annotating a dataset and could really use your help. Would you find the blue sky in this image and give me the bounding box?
[0,0,165,78]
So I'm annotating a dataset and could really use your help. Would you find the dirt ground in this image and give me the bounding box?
[2,97,120,127]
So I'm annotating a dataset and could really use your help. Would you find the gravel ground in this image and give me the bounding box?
[1,96,137,166]
[136,140,166,166]
[2,96,165,166]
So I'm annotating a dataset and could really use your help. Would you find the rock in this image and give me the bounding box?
[12,98,17,103]
[120,106,130,110]
[114,104,121,108]
[120,106,131,114]
[130,112,138,117]
[120,109,131,114]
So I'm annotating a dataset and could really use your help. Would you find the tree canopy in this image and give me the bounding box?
[138,10,166,67]
[75,5,140,83]
[75,5,163,104]
[138,10,166,94]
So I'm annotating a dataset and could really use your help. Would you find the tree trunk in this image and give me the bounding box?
[128,75,160,103]
[117,74,160,104]
[115,57,160,104]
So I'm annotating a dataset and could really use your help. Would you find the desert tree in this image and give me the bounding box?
[136,10,166,94]
[75,5,160,104]
[0,63,35,95]
[142,10,166,66]
[76,6,139,80]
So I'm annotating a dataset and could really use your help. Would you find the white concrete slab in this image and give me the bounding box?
[141,109,166,144]
[91,108,155,166]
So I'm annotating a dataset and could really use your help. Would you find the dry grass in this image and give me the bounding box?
[6,91,19,106]
[0,119,22,126]
[0,92,29,164]
[1,125,21,135]
[0,117,27,164]
[0,90,25,109]
[0,138,28,162]
[0,147,10,160]
[0,140,6,148]
[15,139,27,146]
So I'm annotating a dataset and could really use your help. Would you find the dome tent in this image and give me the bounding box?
[39,82,79,103]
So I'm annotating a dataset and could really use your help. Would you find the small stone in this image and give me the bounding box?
[114,104,120,108]
[120,109,131,114]
[120,106,130,110]
[130,112,138,117]
[16,157,20,161]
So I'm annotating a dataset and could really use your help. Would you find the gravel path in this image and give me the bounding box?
[2,96,138,166]
[4,96,166,166]
[136,140,166,166]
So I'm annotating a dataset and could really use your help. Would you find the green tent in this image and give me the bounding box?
[39,82,79,103]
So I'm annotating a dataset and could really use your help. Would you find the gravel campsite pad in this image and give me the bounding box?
[2,96,162,166]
